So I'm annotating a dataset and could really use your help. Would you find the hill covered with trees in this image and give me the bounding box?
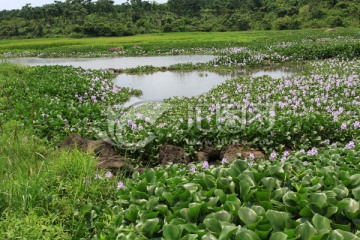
[0,0,359,39]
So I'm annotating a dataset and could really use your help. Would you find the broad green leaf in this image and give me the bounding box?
[239,180,251,200]
[269,232,288,240]
[325,206,338,218]
[201,233,217,240]
[352,187,360,201]
[189,202,204,223]
[145,170,156,183]
[203,218,222,233]
[312,214,331,234]
[283,191,298,207]
[349,174,360,188]
[238,207,258,225]
[214,189,227,203]
[265,210,290,232]
[124,205,139,222]
[180,234,199,240]
[340,198,359,219]
[182,224,198,233]
[272,187,289,201]
[214,210,232,222]
[262,177,278,191]
[235,229,259,240]
[295,221,317,240]
[141,218,160,238]
[310,193,327,208]
[328,229,359,240]
[233,160,248,172]
[163,224,182,240]
[219,225,238,240]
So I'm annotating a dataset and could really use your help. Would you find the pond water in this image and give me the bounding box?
[7,55,217,69]
[7,55,299,104]
[114,68,297,105]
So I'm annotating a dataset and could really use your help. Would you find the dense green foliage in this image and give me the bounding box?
[0,0,359,39]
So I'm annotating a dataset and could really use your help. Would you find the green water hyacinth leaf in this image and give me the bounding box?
[188,202,204,223]
[265,210,290,232]
[269,232,288,240]
[349,174,360,188]
[328,229,360,240]
[180,234,198,240]
[203,218,222,233]
[141,218,160,238]
[312,214,331,234]
[261,177,278,191]
[201,233,218,240]
[124,205,139,222]
[310,193,327,208]
[295,221,317,240]
[235,229,259,240]
[340,198,359,219]
[214,210,232,222]
[283,191,298,207]
[218,225,238,240]
[163,224,182,240]
[352,188,360,201]
[238,207,258,226]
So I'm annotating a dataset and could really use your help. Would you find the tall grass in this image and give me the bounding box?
[0,123,120,239]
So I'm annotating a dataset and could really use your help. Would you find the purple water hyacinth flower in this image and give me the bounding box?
[202,161,209,169]
[117,181,125,190]
[248,153,255,160]
[189,167,196,173]
[354,121,360,129]
[307,147,318,156]
[283,150,290,157]
[131,123,137,130]
[136,113,143,119]
[340,122,347,130]
[345,141,355,149]
[270,151,277,160]
[281,156,287,162]
[105,171,113,179]
[299,149,305,154]
[221,158,228,164]
[91,96,97,102]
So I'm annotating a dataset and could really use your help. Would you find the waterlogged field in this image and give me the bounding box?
[0,29,360,239]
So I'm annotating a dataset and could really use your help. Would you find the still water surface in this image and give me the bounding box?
[114,69,296,104]
[8,55,216,69]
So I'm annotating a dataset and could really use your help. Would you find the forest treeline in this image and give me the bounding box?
[0,0,359,39]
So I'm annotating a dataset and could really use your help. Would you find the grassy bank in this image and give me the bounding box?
[0,28,359,58]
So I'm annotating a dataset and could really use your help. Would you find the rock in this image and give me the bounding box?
[58,133,88,151]
[196,146,221,162]
[87,140,117,157]
[221,145,265,163]
[59,134,131,172]
[158,144,190,165]
[97,155,133,173]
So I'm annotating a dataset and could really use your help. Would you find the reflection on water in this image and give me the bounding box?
[114,68,298,102]
[7,55,216,69]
